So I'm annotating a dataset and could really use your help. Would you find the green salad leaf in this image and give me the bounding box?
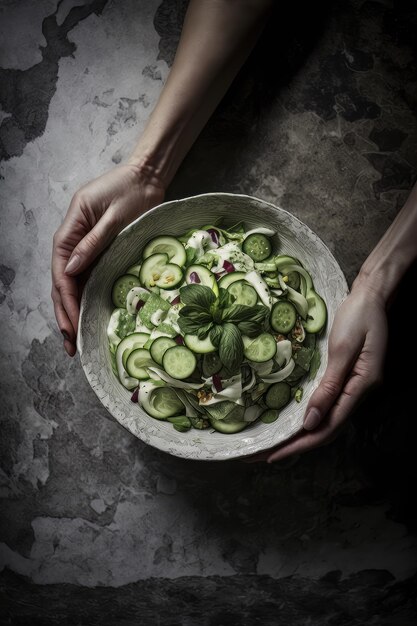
[180,284,216,309]
[309,347,321,380]
[219,323,244,372]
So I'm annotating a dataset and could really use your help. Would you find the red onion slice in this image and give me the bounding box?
[136,299,146,311]
[189,271,201,283]
[175,335,185,345]
[213,374,223,392]
[223,260,235,273]
[207,228,219,245]
[170,295,181,305]
[131,388,139,403]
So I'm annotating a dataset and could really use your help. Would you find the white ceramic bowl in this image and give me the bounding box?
[78,193,348,461]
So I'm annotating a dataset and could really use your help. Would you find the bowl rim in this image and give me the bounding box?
[78,192,349,460]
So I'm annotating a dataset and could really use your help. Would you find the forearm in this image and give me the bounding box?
[354,182,417,302]
[129,0,273,186]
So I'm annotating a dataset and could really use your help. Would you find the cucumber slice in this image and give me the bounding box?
[227,280,258,306]
[184,333,216,354]
[125,348,154,380]
[209,418,247,434]
[243,333,277,363]
[139,253,169,289]
[304,290,327,333]
[202,352,222,377]
[126,263,141,277]
[270,301,297,334]
[286,271,300,290]
[141,385,184,419]
[242,233,272,262]
[218,271,246,289]
[274,255,299,271]
[265,382,291,409]
[150,337,177,365]
[143,236,186,267]
[115,334,146,389]
[112,274,141,308]
[121,332,151,368]
[260,409,280,424]
[185,265,219,296]
[154,263,183,290]
[162,346,197,380]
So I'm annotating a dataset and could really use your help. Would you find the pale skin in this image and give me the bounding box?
[51,0,417,461]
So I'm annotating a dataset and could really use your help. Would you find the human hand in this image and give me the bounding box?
[51,163,165,356]
[248,282,388,463]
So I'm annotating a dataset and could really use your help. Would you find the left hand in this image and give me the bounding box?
[247,281,388,463]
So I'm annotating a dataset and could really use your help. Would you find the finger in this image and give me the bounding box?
[55,274,80,337]
[64,338,76,357]
[303,340,362,431]
[64,210,121,276]
[52,291,76,344]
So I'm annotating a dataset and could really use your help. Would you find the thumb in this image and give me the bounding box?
[303,343,360,431]
[64,210,122,276]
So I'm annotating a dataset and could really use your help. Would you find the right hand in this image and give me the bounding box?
[51,163,165,356]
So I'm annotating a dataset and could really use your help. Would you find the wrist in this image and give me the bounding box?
[352,250,409,305]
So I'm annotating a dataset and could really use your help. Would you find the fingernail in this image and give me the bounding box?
[61,329,70,341]
[304,407,321,430]
[65,254,80,274]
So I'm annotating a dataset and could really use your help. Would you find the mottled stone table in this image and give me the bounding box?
[1,0,416,623]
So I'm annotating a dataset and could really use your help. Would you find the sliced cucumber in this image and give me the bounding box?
[243,333,277,363]
[185,265,219,296]
[139,253,169,289]
[150,337,177,365]
[304,290,327,333]
[202,352,222,377]
[121,332,151,368]
[242,233,272,262]
[184,333,216,354]
[125,348,154,380]
[112,274,141,308]
[162,346,197,380]
[227,280,258,306]
[286,271,300,290]
[218,271,246,289]
[154,263,183,290]
[274,255,299,271]
[270,301,297,334]
[141,385,184,419]
[126,263,142,277]
[265,382,291,409]
[260,409,280,424]
[143,235,186,267]
[115,334,146,389]
[209,418,247,434]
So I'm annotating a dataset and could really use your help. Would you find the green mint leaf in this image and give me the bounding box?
[180,284,216,309]
[197,322,214,339]
[177,317,201,335]
[179,305,212,323]
[308,347,321,380]
[237,320,263,337]
[209,325,224,347]
[294,346,315,371]
[222,304,269,324]
[219,323,244,372]
[217,288,236,310]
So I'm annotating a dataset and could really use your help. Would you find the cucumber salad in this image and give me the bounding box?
[107,222,327,434]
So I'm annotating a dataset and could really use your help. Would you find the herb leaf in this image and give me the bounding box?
[197,322,214,339]
[209,325,224,347]
[219,323,244,372]
[237,320,264,337]
[180,284,216,309]
[179,305,212,323]
[217,288,236,310]
[177,317,201,335]
[222,304,269,324]
[309,347,321,380]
